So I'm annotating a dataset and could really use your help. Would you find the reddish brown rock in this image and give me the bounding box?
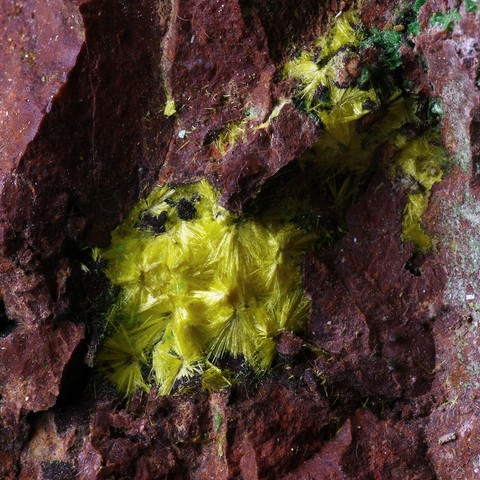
[360,0,398,29]
[424,306,480,480]
[0,0,174,322]
[418,170,480,479]
[282,414,352,480]
[218,102,321,211]
[276,331,303,356]
[0,0,84,175]
[415,1,480,175]
[249,0,352,65]
[19,412,78,480]
[26,379,329,479]
[304,175,446,400]
[0,321,83,479]
[341,410,434,479]
[414,5,480,478]
[1,0,480,479]
[284,409,435,479]
[159,0,275,184]
[224,382,330,479]
[159,0,321,210]
[1,0,173,476]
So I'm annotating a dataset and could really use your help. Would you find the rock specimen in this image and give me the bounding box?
[0,0,479,479]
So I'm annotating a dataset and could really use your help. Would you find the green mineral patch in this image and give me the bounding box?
[284,9,447,251]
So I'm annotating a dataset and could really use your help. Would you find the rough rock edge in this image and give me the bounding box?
[0,0,479,479]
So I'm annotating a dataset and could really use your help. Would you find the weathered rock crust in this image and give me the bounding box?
[0,0,479,479]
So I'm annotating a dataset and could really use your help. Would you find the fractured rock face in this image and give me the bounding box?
[1,0,84,176]
[304,175,446,400]
[159,0,321,209]
[1,0,480,479]
[1,0,174,476]
[0,0,175,322]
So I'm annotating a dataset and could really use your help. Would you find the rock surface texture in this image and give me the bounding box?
[0,0,479,479]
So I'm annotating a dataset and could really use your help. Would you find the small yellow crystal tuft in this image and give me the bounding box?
[97,180,314,395]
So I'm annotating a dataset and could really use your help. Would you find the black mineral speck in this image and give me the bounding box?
[362,98,377,111]
[176,198,197,220]
[0,301,15,337]
[137,211,168,234]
